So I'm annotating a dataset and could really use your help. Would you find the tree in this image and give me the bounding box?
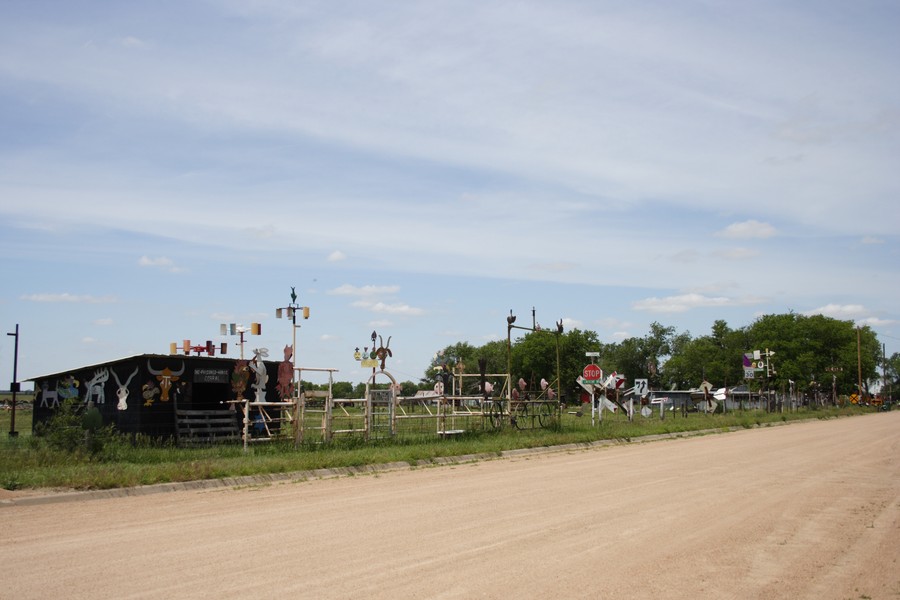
[331,381,355,398]
[886,353,900,397]
[601,322,679,390]
[745,313,879,397]
[399,380,419,397]
[661,320,744,389]
[557,328,603,402]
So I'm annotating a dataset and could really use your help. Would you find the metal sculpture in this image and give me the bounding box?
[276,345,294,400]
[250,348,269,403]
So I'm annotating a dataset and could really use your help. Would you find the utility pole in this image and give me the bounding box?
[857,326,864,403]
[7,324,20,437]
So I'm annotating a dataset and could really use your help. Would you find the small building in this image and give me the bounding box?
[30,354,283,441]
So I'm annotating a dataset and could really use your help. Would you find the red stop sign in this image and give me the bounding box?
[583,364,602,380]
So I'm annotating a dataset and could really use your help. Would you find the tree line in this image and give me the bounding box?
[422,313,892,403]
[296,312,893,403]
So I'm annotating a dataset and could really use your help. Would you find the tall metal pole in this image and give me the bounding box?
[857,326,863,402]
[7,324,19,437]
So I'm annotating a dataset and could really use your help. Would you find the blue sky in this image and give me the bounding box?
[1,0,898,387]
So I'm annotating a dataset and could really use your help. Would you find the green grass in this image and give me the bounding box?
[0,403,876,492]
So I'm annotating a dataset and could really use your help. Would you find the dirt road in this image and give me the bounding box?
[3,413,899,599]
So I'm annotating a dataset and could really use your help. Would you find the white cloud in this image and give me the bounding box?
[1,1,898,381]
[21,293,117,304]
[802,304,866,319]
[560,317,583,330]
[858,316,896,327]
[803,304,896,327]
[353,300,425,316]
[138,256,187,273]
[632,293,761,313]
[139,256,173,268]
[118,36,147,48]
[716,220,777,239]
[93,318,114,326]
[329,284,400,296]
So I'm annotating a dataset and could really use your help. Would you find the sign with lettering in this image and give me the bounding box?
[194,368,230,384]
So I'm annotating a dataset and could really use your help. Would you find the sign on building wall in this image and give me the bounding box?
[194,368,230,384]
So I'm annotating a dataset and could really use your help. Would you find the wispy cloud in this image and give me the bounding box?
[715,220,777,240]
[352,300,425,316]
[633,293,762,313]
[138,256,187,273]
[21,293,117,304]
[329,284,401,296]
[0,1,897,380]
[803,304,896,327]
[560,317,583,330]
[803,304,866,319]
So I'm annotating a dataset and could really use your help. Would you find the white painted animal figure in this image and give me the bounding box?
[85,368,110,404]
[39,381,59,409]
[112,367,139,411]
[250,348,269,403]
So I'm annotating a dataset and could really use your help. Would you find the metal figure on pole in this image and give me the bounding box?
[276,287,309,397]
[826,365,843,406]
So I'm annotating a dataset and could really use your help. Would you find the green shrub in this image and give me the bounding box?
[32,399,120,457]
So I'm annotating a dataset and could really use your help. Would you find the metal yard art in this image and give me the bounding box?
[236,303,565,450]
[27,283,781,452]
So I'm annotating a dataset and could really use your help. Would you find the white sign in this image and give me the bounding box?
[634,378,649,396]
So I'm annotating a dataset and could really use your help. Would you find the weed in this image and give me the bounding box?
[0,406,875,491]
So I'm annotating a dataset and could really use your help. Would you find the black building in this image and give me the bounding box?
[30,354,282,440]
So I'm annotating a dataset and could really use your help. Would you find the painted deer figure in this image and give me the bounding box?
[112,366,139,411]
[85,368,110,404]
[375,335,392,370]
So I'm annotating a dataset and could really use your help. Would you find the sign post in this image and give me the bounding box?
[582,360,602,426]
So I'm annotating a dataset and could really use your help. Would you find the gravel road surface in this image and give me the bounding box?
[3,412,898,599]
